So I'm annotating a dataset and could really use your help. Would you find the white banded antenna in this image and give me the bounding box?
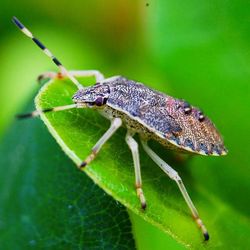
[12,16,83,90]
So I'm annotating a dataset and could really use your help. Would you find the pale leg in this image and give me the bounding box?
[125,132,146,209]
[79,118,122,169]
[141,140,209,241]
[38,70,105,83]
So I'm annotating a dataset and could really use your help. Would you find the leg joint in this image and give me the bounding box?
[135,183,142,189]
[169,170,181,181]
[127,139,138,151]
[112,118,122,128]
[125,134,138,151]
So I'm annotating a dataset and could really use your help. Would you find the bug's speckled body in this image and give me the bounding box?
[74,76,227,156]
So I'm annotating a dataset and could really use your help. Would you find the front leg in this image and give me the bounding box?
[79,118,122,169]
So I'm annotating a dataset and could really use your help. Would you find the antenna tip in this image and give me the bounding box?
[12,16,24,29]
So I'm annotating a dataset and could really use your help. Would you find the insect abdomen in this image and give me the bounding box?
[106,77,227,156]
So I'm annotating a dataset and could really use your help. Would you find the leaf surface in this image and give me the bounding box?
[0,100,136,249]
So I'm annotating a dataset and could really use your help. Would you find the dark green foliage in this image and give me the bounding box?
[0,102,135,250]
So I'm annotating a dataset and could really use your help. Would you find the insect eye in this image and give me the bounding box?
[95,96,107,106]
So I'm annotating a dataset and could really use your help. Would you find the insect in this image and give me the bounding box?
[13,16,227,241]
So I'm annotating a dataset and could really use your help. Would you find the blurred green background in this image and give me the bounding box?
[0,0,249,249]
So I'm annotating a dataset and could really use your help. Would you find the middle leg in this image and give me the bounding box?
[125,131,146,209]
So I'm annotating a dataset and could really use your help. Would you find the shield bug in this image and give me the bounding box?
[13,16,227,241]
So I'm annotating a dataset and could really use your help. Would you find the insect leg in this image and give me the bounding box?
[125,132,146,209]
[79,118,122,169]
[141,140,209,241]
[16,104,77,119]
[37,72,59,83]
[38,70,104,84]
[68,70,104,82]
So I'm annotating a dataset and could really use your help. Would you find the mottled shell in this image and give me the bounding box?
[104,77,227,156]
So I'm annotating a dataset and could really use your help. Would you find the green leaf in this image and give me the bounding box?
[0,102,136,249]
[35,76,250,249]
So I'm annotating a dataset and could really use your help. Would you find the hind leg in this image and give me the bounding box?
[141,140,209,241]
